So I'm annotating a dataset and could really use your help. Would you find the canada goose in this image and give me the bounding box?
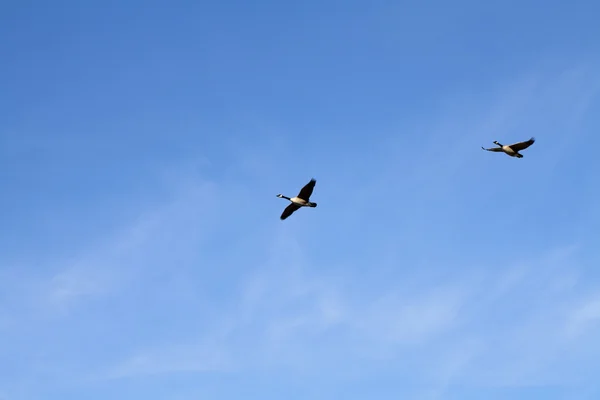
[481,137,536,158]
[276,178,318,220]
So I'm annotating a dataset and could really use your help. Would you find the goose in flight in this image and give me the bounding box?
[482,137,536,158]
[276,178,318,220]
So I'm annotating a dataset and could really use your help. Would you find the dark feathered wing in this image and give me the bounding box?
[280,203,301,220]
[509,137,535,152]
[297,179,316,201]
[482,146,503,152]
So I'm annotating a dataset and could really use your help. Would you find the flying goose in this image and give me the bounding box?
[276,178,318,220]
[481,137,536,158]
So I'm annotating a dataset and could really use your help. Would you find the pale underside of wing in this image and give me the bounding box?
[297,179,316,201]
[280,202,301,220]
[508,137,535,152]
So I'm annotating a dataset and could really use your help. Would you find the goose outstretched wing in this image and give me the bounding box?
[297,178,316,201]
[509,137,535,152]
[482,146,503,152]
[280,203,301,220]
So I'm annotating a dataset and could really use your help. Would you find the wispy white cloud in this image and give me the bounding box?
[105,339,233,380]
[95,237,600,397]
[565,296,600,338]
[355,286,464,345]
[100,253,467,379]
[0,172,225,396]
[429,246,600,389]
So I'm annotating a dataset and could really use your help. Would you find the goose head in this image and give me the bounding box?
[276,194,284,198]
[493,140,502,146]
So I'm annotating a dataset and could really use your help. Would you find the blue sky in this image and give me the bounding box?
[1,0,600,399]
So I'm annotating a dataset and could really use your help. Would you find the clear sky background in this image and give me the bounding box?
[1,1,600,399]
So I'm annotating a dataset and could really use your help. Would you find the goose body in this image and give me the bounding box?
[277,178,317,220]
[482,137,535,158]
